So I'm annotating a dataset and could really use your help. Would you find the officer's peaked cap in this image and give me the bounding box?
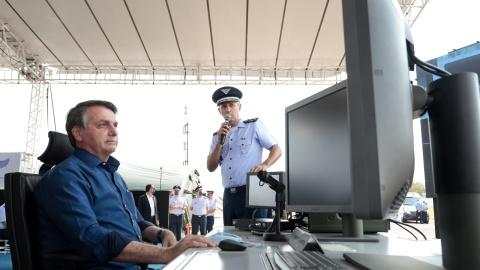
[212,86,243,105]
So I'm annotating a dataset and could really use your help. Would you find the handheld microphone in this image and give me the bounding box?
[220,114,231,145]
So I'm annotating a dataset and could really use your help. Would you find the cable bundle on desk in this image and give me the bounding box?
[388,219,427,240]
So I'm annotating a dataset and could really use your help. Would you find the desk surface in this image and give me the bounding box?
[163,226,445,270]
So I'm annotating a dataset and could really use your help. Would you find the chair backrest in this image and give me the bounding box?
[38,131,75,175]
[5,132,79,270]
[5,172,42,270]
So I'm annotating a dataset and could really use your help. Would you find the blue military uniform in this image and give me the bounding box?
[168,185,187,241]
[206,191,217,233]
[210,118,278,189]
[421,202,429,224]
[415,201,423,223]
[209,86,279,226]
[209,118,277,225]
[190,186,208,235]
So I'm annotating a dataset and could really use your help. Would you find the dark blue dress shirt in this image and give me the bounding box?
[35,148,153,269]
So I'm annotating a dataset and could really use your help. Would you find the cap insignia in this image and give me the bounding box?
[221,88,231,95]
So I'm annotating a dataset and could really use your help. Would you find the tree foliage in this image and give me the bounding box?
[409,182,425,195]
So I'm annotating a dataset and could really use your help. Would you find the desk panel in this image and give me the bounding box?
[163,226,445,270]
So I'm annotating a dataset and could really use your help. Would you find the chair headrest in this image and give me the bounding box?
[37,131,75,166]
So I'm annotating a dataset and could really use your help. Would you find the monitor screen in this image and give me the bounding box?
[246,171,284,209]
[285,81,352,214]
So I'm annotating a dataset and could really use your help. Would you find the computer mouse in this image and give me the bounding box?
[218,239,247,251]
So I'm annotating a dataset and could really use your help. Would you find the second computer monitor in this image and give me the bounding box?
[246,172,285,209]
[285,80,352,214]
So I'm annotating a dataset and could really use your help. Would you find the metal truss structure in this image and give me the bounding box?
[1,19,47,173]
[2,66,346,86]
[398,0,429,27]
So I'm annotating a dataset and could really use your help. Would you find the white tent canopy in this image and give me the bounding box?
[0,0,427,85]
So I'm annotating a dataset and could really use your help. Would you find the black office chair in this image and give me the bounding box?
[5,131,94,270]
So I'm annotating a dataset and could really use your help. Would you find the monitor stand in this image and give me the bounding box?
[262,193,291,242]
[314,214,378,243]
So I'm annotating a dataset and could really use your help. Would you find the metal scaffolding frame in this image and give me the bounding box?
[1,19,46,173]
[398,0,429,27]
[24,81,47,173]
[45,66,346,85]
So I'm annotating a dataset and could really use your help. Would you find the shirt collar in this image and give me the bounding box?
[74,147,120,172]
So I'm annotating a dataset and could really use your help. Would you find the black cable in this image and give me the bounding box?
[388,219,427,240]
[410,52,451,78]
[49,84,57,131]
[46,88,50,129]
[389,220,417,240]
[251,209,258,220]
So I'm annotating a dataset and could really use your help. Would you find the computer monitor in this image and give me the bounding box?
[285,81,351,214]
[342,0,415,220]
[246,172,284,209]
[285,0,415,241]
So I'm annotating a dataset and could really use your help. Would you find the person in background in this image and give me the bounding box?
[206,190,217,234]
[207,86,282,226]
[190,185,208,235]
[421,201,429,224]
[138,184,159,226]
[0,203,7,240]
[169,185,187,241]
[35,100,216,269]
[415,199,423,224]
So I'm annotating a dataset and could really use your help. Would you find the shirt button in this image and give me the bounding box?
[230,148,232,150]
[102,162,106,165]
[229,167,231,169]
[230,158,232,160]
[230,177,232,180]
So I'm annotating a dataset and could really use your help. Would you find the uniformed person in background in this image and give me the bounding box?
[168,185,187,241]
[189,185,208,235]
[207,86,282,226]
[206,190,217,233]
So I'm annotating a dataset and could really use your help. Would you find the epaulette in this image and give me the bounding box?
[213,131,218,136]
[243,118,258,124]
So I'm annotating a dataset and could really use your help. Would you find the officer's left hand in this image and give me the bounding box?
[160,230,177,247]
[250,164,269,173]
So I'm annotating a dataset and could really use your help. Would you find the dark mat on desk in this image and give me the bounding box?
[343,253,444,270]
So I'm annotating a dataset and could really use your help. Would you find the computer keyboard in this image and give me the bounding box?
[274,250,345,270]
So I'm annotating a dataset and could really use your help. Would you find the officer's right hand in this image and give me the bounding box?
[217,122,231,141]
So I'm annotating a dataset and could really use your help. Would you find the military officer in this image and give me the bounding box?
[207,86,282,226]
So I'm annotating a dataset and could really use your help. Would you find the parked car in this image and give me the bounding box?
[400,192,429,223]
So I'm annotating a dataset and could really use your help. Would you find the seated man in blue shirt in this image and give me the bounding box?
[35,100,217,269]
